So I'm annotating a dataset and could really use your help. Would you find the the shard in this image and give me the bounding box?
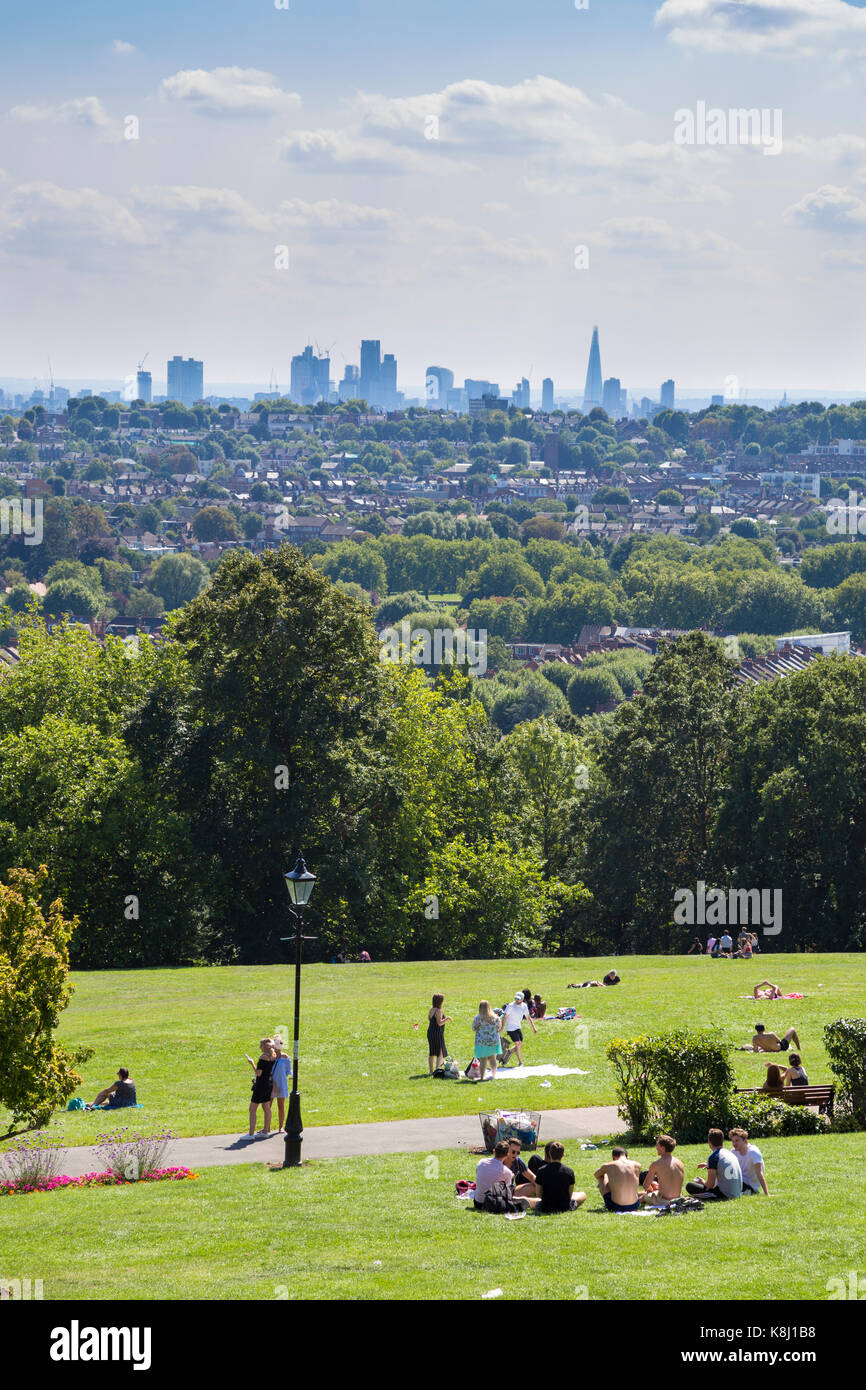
[582,325,603,411]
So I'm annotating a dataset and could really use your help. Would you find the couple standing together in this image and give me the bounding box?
[244,1036,291,1138]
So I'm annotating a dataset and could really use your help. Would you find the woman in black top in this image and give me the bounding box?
[427,993,452,1073]
[784,1053,809,1087]
[245,1038,275,1137]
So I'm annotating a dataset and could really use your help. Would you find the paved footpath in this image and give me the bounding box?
[62,1105,620,1177]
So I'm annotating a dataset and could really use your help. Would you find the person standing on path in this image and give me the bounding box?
[472,1000,503,1081]
[244,1038,275,1138]
[270,1036,291,1131]
[427,992,453,1073]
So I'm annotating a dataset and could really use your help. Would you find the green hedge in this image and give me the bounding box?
[607,1027,734,1142]
[824,1017,866,1130]
[725,1091,829,1138]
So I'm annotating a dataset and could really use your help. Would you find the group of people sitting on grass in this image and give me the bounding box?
[688,932,760,958]
[472,1127,770,1214]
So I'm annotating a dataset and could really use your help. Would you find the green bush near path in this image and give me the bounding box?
[1,953,862,1147]
[1,1135,862,1301]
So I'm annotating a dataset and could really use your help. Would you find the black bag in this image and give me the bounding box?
[483,1180,518,1215]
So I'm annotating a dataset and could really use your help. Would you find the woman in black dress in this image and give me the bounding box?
[244,1038,275,1137]
[427,993,452,1073]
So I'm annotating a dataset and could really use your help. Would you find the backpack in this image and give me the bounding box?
[483,1180,519,1215]
[67,1097,86,1111]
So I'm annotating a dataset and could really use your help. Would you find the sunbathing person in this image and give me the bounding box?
[753,979,783,1000]
[568,970,620,989]
[737,1022,801,1053]
[782,1053,809,1087]
[594,1146,642,1212]
[89,1067,137,1110]
[639,1135,684,1206]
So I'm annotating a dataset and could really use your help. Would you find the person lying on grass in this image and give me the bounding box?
[686,1129,743,1201]
[517,1141,587,1213]
[568,970,620,989]
[88,1067,137,1110]
[736,1022,801,1053]
[753,979,783,999]
[595,1147,642,1213]
[638,1135,684,1206]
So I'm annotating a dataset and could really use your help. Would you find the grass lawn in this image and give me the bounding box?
[1,953,861,1146]
[1,1134,861,1300]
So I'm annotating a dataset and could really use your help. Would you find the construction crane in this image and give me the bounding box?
[137,352,149,373]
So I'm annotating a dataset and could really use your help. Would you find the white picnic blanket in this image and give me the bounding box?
[495,1064,589,1080]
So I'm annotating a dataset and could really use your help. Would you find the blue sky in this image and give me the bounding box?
[2,0,866,395]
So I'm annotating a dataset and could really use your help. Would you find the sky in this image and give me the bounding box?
[2,0,866,397]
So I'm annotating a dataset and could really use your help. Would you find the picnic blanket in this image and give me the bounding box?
[739,993,804,1000]
[496,1064,589,1080]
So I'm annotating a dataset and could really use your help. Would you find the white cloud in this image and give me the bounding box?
[784,184,866,230]
[599,215,740,259]
[9,97,111,129]
[278,128,470,175]
[113,40,136,55]
[655,0,866,56]
[278,198,395,230]
[0,182,149,262]
[160,67,301,118]
[821,247,866,268]
[130,185,272,232]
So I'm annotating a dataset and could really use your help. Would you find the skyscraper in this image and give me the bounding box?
[166,356,204,407]
[290,345,330,405]
[425,366,454,407]
[360,339,381,406]
[602,376,622,417]
[582,327,602,412]
[136,370,152,404]
[661,379,675,410]
[542,377,554,412]
[339,364,360,402]
[512,377,530,409]
[380,353,398,409]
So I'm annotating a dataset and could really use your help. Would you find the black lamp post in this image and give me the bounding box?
[282,852,316,1168]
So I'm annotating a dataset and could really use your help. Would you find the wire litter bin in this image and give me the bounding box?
[479,1110,541,1153]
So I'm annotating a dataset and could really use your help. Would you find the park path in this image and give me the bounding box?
[60,1105,621,1177]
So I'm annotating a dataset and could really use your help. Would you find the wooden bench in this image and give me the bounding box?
[736,1085,834,1116]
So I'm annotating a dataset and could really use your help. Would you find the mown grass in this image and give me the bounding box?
[2,953,861,1145]
[1,1134,860,1300]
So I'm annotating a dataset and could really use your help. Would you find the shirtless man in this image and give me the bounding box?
[594,1146,642,1213]
[737,1022,800,1053]
[639,1135,684,1206]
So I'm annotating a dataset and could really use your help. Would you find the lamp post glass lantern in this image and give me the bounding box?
[282,853,316,1168]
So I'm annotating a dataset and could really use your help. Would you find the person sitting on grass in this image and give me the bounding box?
[594,1146,642,1212]
[500,991,538,1067]
[473,1140,515,1211]
[503,1139,538,1202]
[639,1135,684,1206]
[686,1129,743,1201]
[687,936,703,954]
[519,1141,587,1213]
[782,1053,809,1087]
[531,994,547,1019]
[728,1128,770,1196]
[719,931,733,958]
[89,1067,137,1110]
[753,979,783,1000]
[568,970,620,989]
[737,1022,801,1053]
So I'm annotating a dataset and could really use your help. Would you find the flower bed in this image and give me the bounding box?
[0,1166,198,1195]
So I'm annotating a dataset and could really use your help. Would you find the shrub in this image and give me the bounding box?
[724,1091,829,1138]
[607,1028,734,1141]
[94,1126,176,1181]
[0,1130,66,1191]
[824,1017,866,1130]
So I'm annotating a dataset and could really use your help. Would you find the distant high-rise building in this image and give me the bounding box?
[290,345,330,405]
[661,379,675,410]
[425,365,454,408]
[711,394,724,406]
[136,370,152,404]
[166,356,204,407]
[542,377,554,412]
[465,378,499,401]
[380,353,398,409]
[339,364,360,402]
[360,339,382,406]
[512,377,530,409]
[582,326,603,411]
[620,387,629,416]
[602,376,622,417]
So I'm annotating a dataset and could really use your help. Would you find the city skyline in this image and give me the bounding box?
[2,2,866,388]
